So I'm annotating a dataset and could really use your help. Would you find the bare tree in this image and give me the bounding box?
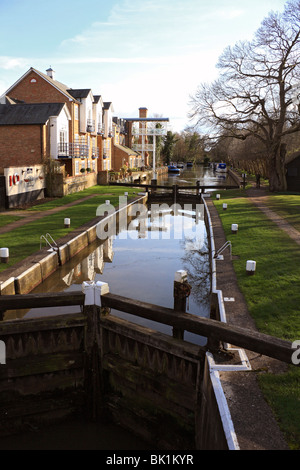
[189,0,300,191]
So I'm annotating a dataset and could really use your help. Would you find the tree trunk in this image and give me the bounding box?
[268,143,287,192]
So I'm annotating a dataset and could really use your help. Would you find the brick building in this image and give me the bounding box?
[0,66,166,206]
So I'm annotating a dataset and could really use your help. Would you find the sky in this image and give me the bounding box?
[0,0,289,133]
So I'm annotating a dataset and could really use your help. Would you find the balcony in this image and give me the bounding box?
[132,143,154,152]
[58,143,98,159]
[97,124,104,135]
[132,127,168,136]
[86,119,95,133]
[92,147,99,158]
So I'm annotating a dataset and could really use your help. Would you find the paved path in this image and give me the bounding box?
[0,195,98,235]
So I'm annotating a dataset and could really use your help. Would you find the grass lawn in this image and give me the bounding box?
[0,214,23,228]
[264,193,300,233]
[0,185,138,272]
[213,189,300,450]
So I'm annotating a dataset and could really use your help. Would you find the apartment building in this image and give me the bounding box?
[0,67,165,207]
[0,67,111,174]
[0,67,119,204]
[112,117,142,171]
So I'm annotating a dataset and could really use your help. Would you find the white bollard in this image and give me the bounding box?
[64,218,70,228]
[0,247,9,263]
[82,281,95,305]
[223,203,227,211]
[82,280,110,306]
[246,260,256,276]
[216,194,221,200]
[231,224,238,234]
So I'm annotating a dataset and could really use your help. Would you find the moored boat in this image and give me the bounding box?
[216,163,227,172]
[168,165,180,174]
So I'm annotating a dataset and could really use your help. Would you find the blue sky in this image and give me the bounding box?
[0,0,288,132]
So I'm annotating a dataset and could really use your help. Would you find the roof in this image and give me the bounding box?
[93,95,103,104]
[0,102,67,125]
[67,89,93,99]
[0,67,80,104]
[104,102,113,110]
[114,143,140,157]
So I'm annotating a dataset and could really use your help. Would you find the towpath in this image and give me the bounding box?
[206,182,300,450]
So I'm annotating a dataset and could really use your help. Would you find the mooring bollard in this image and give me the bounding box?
[231,223,238,234]
[64,218,70,228]
[246,260,256,276]
[0,248,9,263]
[173,270,192,340]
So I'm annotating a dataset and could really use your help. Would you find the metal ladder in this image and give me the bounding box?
[214,241,232,260]
[40,233,58,252]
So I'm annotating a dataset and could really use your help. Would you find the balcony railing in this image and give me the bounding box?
[87,119,95,133]
[58,143,98,158]
[97,124,104,135]
[132,127,168,136]
[92,147,99,158]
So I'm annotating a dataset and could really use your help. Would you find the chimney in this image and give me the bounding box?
[139,107,148,119]
[46,67,55,80]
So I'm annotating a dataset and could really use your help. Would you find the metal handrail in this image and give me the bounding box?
[40,233,58,251]
[214,241,232,260]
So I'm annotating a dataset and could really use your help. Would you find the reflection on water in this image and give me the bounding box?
[157,164,231,188]
[5,166,218,344]
[5,208,210,345]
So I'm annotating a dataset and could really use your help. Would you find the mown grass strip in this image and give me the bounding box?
[0,215,23,228]
[264,193,300,233]
[213,190,300,450]
[26,185,138,211]
[0,185,137,272]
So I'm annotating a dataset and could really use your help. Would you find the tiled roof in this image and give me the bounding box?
[67,89,93,99]
[114,143,140,156]
[0,102,65,125]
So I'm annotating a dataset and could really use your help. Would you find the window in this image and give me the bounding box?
[59,130,67,154]
[75,105,78,120]
[75,160,79,175]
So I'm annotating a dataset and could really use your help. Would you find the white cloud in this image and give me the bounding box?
[216,9,244,19]
[0,57,29,70]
